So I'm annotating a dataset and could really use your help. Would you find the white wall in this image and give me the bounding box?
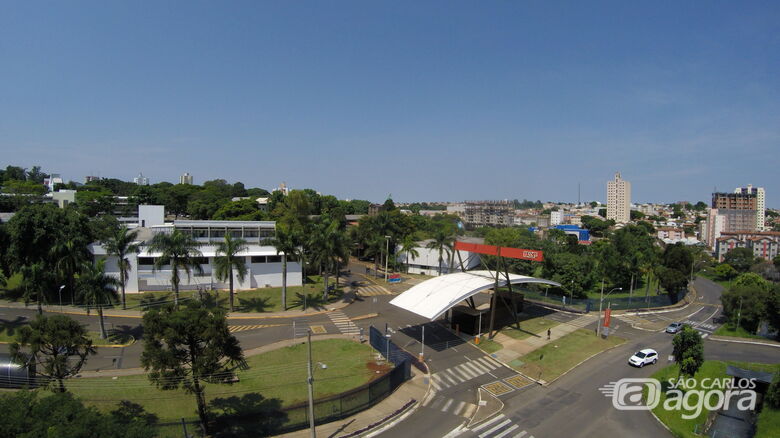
[397,246,480,276]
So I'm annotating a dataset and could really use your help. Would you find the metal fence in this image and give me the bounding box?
[522,288,685,313]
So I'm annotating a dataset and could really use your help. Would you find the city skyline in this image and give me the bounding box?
[2,2,779,206]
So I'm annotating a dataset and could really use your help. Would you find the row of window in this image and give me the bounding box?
[138,255,291,266]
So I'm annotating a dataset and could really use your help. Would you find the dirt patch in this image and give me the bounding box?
[366,360,393,379]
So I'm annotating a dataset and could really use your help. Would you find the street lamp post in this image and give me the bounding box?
[58,285,65,313]
[307,329,316,438]
[384,236,391,282]
[597,280,622,337]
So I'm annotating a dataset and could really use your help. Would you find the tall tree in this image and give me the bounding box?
[141,300,244,435]
[426,229,454,276]
[147,229,203,308]
[672,325,704,379]
[20,262,53,315]
[214,234,248,312]
[308,217,347,300]
[10,314,96,392]
[102,226,141,309]
[51,232,92,307]
[77,260,120,339]
[399,235,420,273]
[272,225,297,310]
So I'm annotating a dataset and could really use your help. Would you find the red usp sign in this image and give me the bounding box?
[603,308,612,327]
[453,241,544,262]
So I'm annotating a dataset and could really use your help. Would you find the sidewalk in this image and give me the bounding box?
[490,315,597,363]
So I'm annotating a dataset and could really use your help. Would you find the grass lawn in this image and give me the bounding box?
[476,338,503,354]
[713,323,777,341]
[697,271,732,290]
[649,361,780,438]
[0,318,130,346]
[500,316,561,340]
[1,273,345,314]
[65,339,381,426]
[512,329,625,382]
[757,405,780,438]
[118,275,343,313]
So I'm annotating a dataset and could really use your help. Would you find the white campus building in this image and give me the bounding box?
[396,237,483,276]
[90,206,302,293]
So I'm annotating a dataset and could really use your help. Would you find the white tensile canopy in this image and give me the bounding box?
[389,270,561,321]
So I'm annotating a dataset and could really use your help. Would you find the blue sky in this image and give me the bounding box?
[1,1,779,206]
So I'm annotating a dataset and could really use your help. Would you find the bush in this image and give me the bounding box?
[767,372,780,409]
[714,263,738,281]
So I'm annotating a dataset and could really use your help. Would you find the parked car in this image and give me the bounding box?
[665,322,685,334]
[628,348,658,367]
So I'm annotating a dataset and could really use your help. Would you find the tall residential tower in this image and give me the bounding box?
[734,184,765,231]
[606,172,631,224]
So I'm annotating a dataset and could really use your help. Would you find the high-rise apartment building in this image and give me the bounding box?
[606,172,631,223]
[133,172,149,185]
[179,172,193,185]
[712,190,758,233]
[463,200,513,228]
[734,185,765,231]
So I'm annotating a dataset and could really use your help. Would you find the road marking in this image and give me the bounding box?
[479,419,512,437]
[453,401,466,415]
[471,414,506,432]
[457,363,479,379]
[441,398,454,412]
[513,432,528,438]
[446,368,467,383]
[228,324,284,333]
[494,424,520,438]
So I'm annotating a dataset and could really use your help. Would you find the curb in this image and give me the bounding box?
[464,336,545,386]
[468,387,504,428]
[359,361,431,438]
[0,335,136,348]
[648,406,675,435]
[708,336,780,348]
[352,313,379,321]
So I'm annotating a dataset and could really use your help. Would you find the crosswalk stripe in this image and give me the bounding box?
[482,356,502,369]
[430,398,445,409]
[494,424,520,438]
[463,361,487,376]
[477,357,497,370]
[472,414,506,432]
[462,404,477,418]
[453,401,466,415]
[441,399,454,412]
[456,364,478,380]
[479,419,512,438]
[513,431,528,438]
[430,378,444,392]
[446,368,466,383]
[469,360,491,374]
[441,372,458,385]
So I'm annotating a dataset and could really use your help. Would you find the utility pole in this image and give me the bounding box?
[736,296,743,332]
[597,280,604,337]
[384,236,390,282]
[307,330,316,438]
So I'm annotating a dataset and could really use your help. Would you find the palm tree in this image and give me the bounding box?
[214,234,248,312]
[51,236,91,307]
[272,225,298,311]
[77,259,120,339]
[147,229,203,308]
[21,262,51,315]
[308,218,348,300]
[426,229,454,276]
[399,235,420,273]
[102,227,140,310]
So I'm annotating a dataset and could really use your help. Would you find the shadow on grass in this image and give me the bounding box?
[109,324,143,343]
[0,285,26,302]
[237,297,272,313]
[208,393,287,438]
[0,316,28,338]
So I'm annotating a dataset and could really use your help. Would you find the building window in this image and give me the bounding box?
[193,257,209,265]
[266,255,282,263]
[251,256,267,263]
[138,257,155,266]
[230,229,242,238]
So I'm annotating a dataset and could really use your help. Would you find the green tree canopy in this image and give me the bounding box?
[723,247,756,272]
[10,314,97,392]
[141,300,244,435]
[672,325,704,379]
[0,391,158,438]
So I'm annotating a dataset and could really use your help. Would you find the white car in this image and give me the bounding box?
[628,348,658,367]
